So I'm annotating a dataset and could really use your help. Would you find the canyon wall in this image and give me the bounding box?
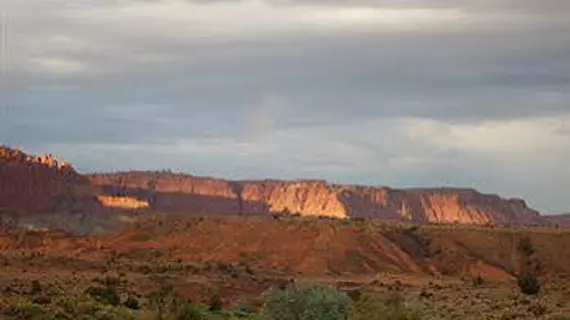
[0,146,99,214]
[87,171,543,225]
[0,146,545,225]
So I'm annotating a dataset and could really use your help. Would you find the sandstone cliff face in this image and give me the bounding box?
[0,146,544,225]
[87,171,542,225]
[0,146,98,213]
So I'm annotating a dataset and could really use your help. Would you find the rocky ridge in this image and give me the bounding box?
[0,146,98,214]
[87,171,544,225]
[0,145,549,226]
[543,213,570,226]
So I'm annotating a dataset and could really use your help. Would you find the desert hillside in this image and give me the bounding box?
[0,215,569,319]
[3,214,570,282]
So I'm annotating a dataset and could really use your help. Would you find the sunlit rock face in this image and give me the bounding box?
[88,172,542,225]
[0,145,543,225]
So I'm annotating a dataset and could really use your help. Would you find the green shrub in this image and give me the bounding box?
[208,293,223,312]
[516,237,541,296]
[85,284,121,306]
[149,283,205,320]
[174,301,205,320]
[92,305,137,320]
[517,273,541,296]
[124,296,141,310]
[259,283,351,320]
[4,302,55,320]
[233,299,257,317]
[349,291,422,320]
[57,295,105,317]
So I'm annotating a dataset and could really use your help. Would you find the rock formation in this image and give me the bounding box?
[0,146,98,213]
[87,171,543,225]
[543,213,570,226]
[0,145,547,225]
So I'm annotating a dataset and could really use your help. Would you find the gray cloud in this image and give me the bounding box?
[2,0,570,213]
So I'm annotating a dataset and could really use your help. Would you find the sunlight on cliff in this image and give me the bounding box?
[96,195,149,210]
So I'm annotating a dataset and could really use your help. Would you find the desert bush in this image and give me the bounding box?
[233,300,257,317]
[4,301,55,320]
[124,296,141,310]
[516,237,541,296]
[57,295,105,317]
[517,273,541,295]
[92,305,137,320]
[259,283,351,320]
[208,293,224,312]
[85,284,121,306]
[349,291,422,320]
[174,301,205,320]
[149,282,207,320]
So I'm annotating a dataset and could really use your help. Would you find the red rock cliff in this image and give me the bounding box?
[0,146,98,213]
[0,146,543,225]
[87,171,542,225]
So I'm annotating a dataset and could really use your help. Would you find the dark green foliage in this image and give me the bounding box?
[259,283,351,320]
[517,273,541,295]
[208,293,223,312]
[516,237,541,296]
[123,296,141,310]
[518,237,535,256]
[85,284,121,306]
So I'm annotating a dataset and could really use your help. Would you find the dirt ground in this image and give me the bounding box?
[0,215,569,319]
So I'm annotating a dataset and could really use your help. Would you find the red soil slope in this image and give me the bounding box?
[2,216,569,280]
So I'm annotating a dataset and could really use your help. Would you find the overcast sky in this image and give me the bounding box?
[1,0,570,213]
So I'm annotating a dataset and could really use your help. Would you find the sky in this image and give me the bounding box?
[1,0,569,213]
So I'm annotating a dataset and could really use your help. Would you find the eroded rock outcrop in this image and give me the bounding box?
[0,146,98,213]
[87,171,542,225]
[0,146,545,225]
